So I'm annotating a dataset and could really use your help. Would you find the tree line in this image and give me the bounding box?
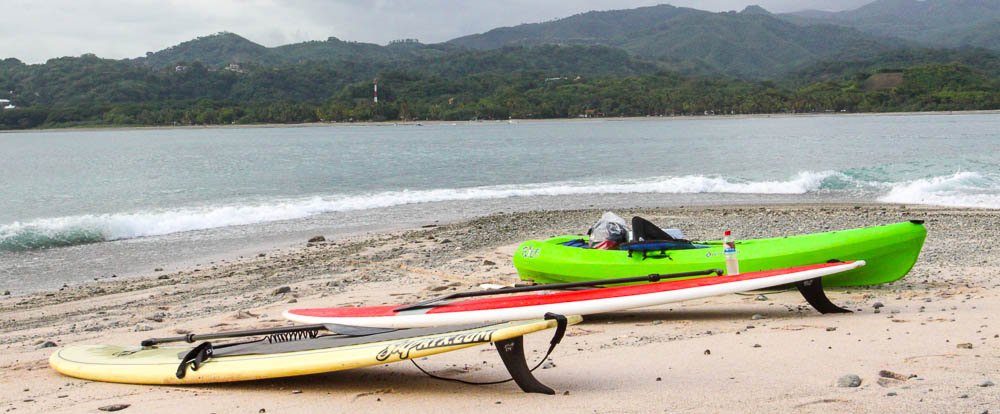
[1,56,998,129]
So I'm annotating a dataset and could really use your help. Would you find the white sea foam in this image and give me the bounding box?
[878,172,1000,209]
[0,171,839,250]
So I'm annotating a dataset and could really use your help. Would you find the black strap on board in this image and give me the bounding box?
[411,313,569,394]
[176,341,214,379]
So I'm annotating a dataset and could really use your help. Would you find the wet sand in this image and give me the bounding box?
[2,204,998,413]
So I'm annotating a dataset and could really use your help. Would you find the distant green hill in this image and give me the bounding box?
[138,32,274,67]
[783,0,1000,50]
[786,47,1000,84]
[0,44,658,109]
[448,5,905,78]
[137,32,460,69]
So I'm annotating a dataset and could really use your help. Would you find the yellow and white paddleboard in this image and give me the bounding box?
[50,316,580,385]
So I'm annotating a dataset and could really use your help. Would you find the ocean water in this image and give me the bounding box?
[1,113,998,292]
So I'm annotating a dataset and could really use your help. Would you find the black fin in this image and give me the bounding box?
[796,277,851,314]
[495,337,555,395]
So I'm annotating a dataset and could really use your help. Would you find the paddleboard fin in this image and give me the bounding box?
[495,336,554,394]
[796,277,851,314]
[495,313,568,395]
[410,314,569,394]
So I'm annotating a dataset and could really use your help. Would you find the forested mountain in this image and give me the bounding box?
[783,0,1000,50]
[137,32,458,69]
[1,2,999,130]
[0,44,658,108]
[786,47,1000,84]
[448,5,906,78]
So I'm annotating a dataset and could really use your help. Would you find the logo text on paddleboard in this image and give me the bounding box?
[520,246,540,259]
[376,330,495,361]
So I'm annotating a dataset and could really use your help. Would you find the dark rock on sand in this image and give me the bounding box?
[35,341,57,349]
[837,374,862,387]
[98,404,130,412]
[308,236,326,243]
[878,370,913,381]
[483,260,496,266]
[979,379,995,387]
[273,286,291,295]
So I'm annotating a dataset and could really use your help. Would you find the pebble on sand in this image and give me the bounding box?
[134,324,153,332]
[957,343,973,349]
[837,374,862,388]
[98,404,130,412]
[755,294,768,301]
[751,314,766,320]
[273,286,291,295]
[979,379,995,387]
[307,236,326,243]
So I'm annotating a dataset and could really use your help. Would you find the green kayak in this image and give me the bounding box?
[513,220,926,287]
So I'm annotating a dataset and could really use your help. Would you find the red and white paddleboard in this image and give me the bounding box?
[284,261,864,328]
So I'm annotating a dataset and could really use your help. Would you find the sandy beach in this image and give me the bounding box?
[2,204,998,413]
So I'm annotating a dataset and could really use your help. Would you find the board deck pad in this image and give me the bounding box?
[285,261,864,328]
[50,316,579,385]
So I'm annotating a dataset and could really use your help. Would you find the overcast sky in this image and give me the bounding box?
[1,0,873,64]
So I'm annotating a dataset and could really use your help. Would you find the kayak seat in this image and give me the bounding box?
[632,216,675,241]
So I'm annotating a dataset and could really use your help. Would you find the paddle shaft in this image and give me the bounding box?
[395,268,722,312]
[141,323,328,347]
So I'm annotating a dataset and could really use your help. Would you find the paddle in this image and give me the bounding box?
[393,268,723,312]
[141,323,396,347]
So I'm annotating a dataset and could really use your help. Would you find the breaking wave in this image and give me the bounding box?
[878,171,1000,209]
[5,170,996,252]
[0,171,837,251]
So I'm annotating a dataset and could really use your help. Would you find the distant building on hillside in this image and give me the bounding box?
[0,99,14,110]
[224,63,247,73]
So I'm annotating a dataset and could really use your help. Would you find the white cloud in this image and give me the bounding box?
[0,0,872,63]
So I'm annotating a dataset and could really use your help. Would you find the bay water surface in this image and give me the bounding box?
[2,113,998,292]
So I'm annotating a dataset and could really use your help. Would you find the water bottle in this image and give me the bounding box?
[723,230,739,275]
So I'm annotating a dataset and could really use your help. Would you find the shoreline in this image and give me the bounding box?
[2,203,998,413]
[3,109,999,134]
